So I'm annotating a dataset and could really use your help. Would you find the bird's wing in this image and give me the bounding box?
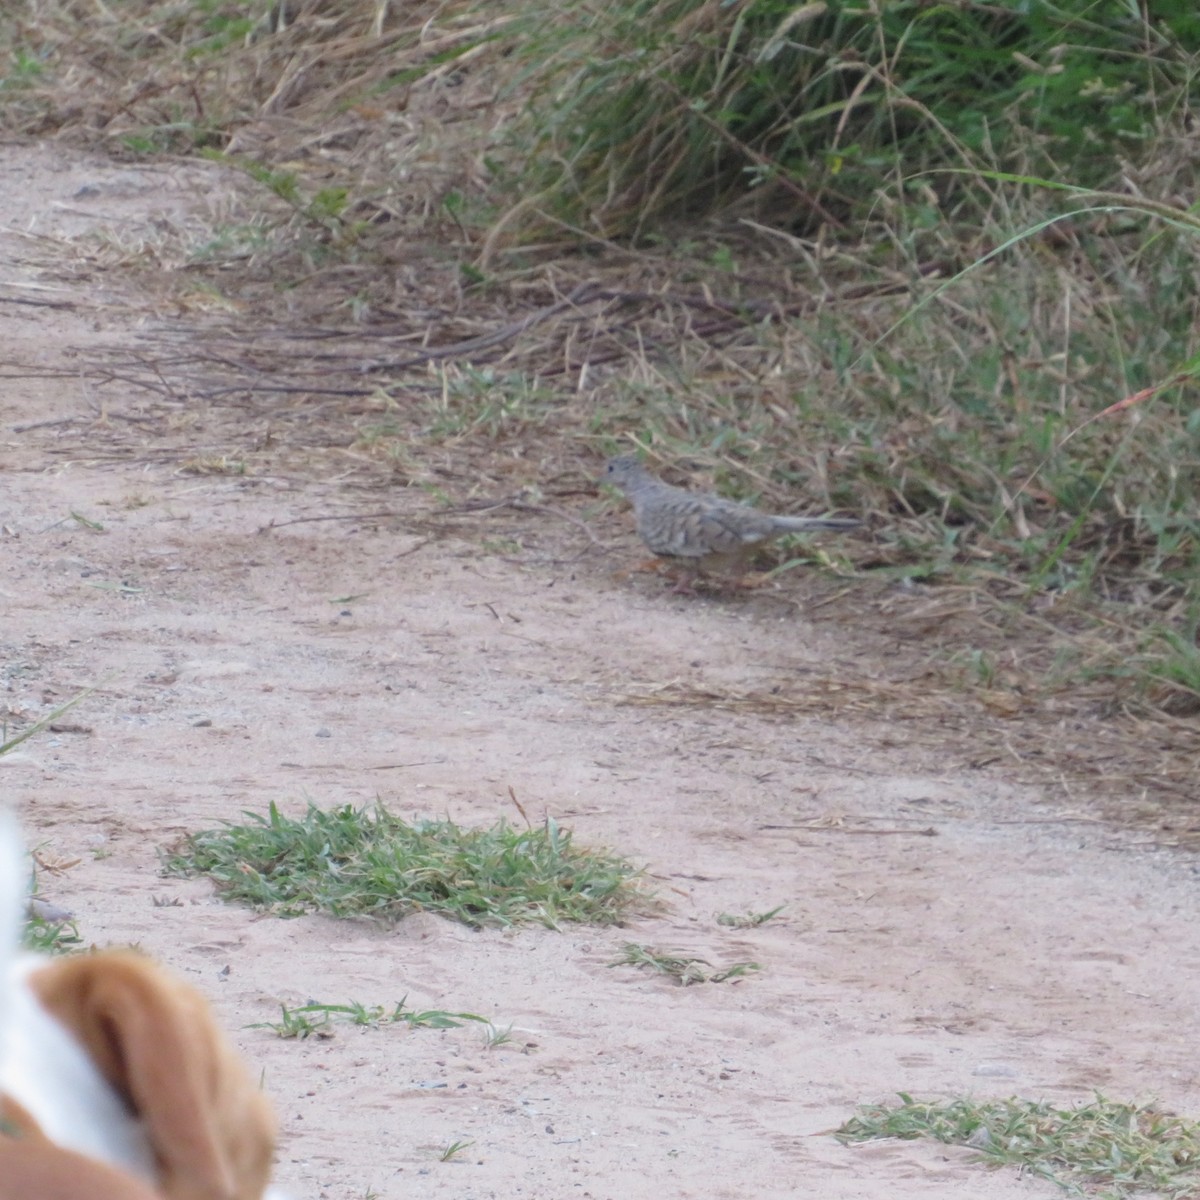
[633,488,721,558]
[641,497,712,557]
[696,498,777,548]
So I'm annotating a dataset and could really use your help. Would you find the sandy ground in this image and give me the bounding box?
[2,141,1199,1200]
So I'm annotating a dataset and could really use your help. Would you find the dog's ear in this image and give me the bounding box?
[27,952,277,1200]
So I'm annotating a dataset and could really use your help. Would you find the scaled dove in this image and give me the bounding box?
[603,455,859,579]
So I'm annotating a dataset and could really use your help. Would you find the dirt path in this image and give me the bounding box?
[2,142,1198,1200]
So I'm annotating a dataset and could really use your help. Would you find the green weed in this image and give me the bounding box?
[22,914,82,955]
[253,1003,332,1040]
[496,0,1200,239]
[253,998,488,1039]
[716,904,785,929]
[0,47,44,89]
[187,153,363,243]
[481,1022,514,1049]
[838,1093,1200,1200]
[166,801,647,929]
[423,366,560,442]
[610,942,760,986]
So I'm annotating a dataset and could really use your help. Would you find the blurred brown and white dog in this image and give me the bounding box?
[0,812,290,1200]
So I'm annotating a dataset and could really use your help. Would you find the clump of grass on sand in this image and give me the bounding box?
[252,998,489,1039]
[167,800,647,929]
[609,941,760,986]
[838,1093,1200,1199]
[22,912,82,954]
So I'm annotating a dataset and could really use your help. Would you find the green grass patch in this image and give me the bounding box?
[609,941,760,986]
[166,801,647,929]
[252,998,489,1039]
[716,904,785,928]
[838,1093,1200,1199]
[22,912,82,954]
[496,0,1200,240]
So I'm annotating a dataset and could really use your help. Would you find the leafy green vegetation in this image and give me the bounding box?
[498,0,1200,237]
[839,1094,1200,1199]
[22,912,82,954]
[609,942,760,985]
[252,998,489,1039]
[167,801,647,929]
[716,904,785,929]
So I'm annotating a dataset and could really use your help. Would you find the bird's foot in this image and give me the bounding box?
[667,574,701,595]
[731,570,775,590]
[612,558,667,584]
[633,557,669,575]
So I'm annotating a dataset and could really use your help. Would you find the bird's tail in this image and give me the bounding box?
[773,515,862,532]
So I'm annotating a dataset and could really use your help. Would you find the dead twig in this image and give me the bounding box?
[11,417,77,433]
[759,824,938,836]
[258,509,411,530]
